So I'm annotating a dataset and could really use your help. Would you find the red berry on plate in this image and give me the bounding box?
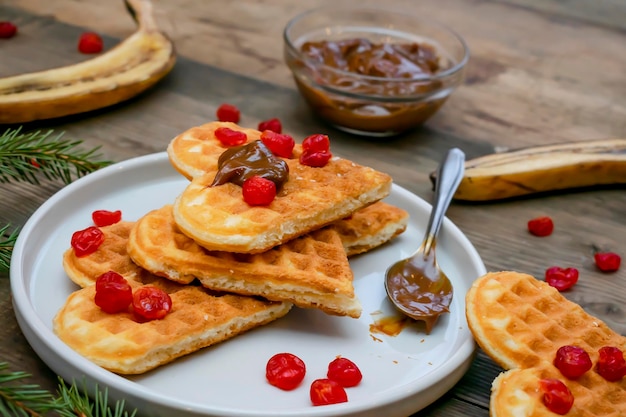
[553,345,592,379]
[527,216,554,237]
[595,346,626,382]
[544,266,578,291]
[214,127,247,146]
[0,21,18,39]
[260,130,294,158]
[216,103,240,123]
[302,133,330,153]
[242,176,276,206]
[327,357,362,387]
[258,117,282,133]
[265,353,306,391]
[594,252,621,272]
[539,378,574,415]
[71,226,105,257]
[92,209,122,227]
[310,378,348,406]
[94,271,133,314]
[132,286,172,321]
[78,32,104,54]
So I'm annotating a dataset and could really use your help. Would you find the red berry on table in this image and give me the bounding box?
[327,357,362,387]
[260,130,294,158]
[595,346,626,382]
[216,103,240,123]
[78,32,104,54]
[92,209,122,227]
[265,353,306,391]
[527,216,554,237]
[553,345,592,379]
[132,286,172,321]
[538,378,574,415]
[594,252,621,272]
[242,176,276,206]
[0,21,18,39]
[258,117,282,133]
[214,127,247,146]
[94,271,133,314]
[71,226,105,257]
[544,266,578,291]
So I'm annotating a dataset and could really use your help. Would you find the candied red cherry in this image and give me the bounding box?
[132,287,172,321]
[242,176,276,206]
[544,266,579,291]
[92,209,122,227]
[0,21,18,39]
[78,32,103,54]
[266,353,306,391]
[258,117,282,133]
[527,216,554,237]
[71,226,105,257]
[216,103,240,123]
[327,357,362,387]
[595,346,626,382]
[539,378,574,415]
[300,150,332,167]
[260,130,294,158]
[302,134,330,153]
[553,345,592,379]
[594,252,621,272]
[214,127,247,146]
[310,378,348,406]
[94,271,133,314]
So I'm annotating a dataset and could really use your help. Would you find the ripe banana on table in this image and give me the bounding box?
[0,0,176,124]
[430,139,626,201]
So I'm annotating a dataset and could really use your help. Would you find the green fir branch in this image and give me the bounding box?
[0,225,19,273]
[0,363,137,417]
[0,127,112,185]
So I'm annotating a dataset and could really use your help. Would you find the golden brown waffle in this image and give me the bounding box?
[466,271,626,417]
[128,205,362,318]
[63,221,146,288]
[58,222,292,374]
[174,154,392,254]
[167,121,262,179]
[334,201,408,257]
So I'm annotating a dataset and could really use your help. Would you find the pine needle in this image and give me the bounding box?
[0,225,18,273]
[0,127,112,185]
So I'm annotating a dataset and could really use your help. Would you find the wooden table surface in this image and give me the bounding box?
[1,0,625,416]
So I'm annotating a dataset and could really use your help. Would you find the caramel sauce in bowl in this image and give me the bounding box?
[284,6,469,137]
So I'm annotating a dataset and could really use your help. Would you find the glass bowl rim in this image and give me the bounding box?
[283,5,470,84]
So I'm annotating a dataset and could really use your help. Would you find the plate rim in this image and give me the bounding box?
[10,151,486,417]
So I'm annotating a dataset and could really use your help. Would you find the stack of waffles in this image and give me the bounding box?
[54,122,409,375]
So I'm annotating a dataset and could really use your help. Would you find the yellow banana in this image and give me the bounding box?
[430,139,626,201]
[0,0,175,124]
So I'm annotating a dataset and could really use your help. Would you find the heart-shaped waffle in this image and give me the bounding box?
[57,221,291,375]
[465,271,626,416]
[167,121,393,254]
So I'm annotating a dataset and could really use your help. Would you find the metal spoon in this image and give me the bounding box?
[384,148,466,334]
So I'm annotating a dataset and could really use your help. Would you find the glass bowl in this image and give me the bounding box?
[284,6,469,137]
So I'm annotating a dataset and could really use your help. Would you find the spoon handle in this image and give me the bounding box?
[422,148,466,254]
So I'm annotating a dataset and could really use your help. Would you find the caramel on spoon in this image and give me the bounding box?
[384,148,465,333]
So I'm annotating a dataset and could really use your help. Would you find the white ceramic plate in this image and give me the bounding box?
[11,152,486,417]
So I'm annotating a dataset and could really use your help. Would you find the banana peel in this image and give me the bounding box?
[0,0,176,124]
[430,139,626,201]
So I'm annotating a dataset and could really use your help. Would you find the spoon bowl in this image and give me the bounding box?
[384,148,465,333]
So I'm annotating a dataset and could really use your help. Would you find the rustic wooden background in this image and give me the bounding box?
[1,0,625,416]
